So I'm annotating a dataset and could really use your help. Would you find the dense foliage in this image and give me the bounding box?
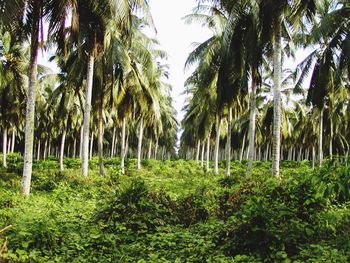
[1,155,350,262]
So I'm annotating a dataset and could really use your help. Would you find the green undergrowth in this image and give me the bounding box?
[1,154,350,262]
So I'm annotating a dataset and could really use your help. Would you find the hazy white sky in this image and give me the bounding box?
[148,0,212,122]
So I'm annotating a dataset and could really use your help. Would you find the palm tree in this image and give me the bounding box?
[0,31,27,168]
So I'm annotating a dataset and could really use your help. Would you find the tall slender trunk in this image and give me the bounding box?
[121,117,126,174]
[111,127,116,158]
[43,139,47,160]
[36,139,41,161]
[214,119,222,175]
[239,133,246,162]
[154,137,159,160]
[312,146,316,169]
[272,26,282,177]
[248,76,257,175]
[3,127,7,168]
[89,132,94,160]
[329,116,333,157]
[195,140,201,164]
[206,133,210,173]
[137,118,144,169]
[21,14,39,195]
[125,130,129,159]
[147,138,152,160]
[161,146,165,161]
[79,125,83,158]
[98,100,105,176]
[319,108,324,165]
[201,142,205,167]
[226,107,232,177]
[60,130,66,171]
[7,137,11,154]
[48,138,51,157]
[10,129,15,153]
[73,138,76,158]
[81,53,95,176]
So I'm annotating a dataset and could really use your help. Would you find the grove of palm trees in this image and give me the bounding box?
[0,0,350,261]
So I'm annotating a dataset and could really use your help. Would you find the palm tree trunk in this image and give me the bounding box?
[206,134,210,173]
[272,26,282,177]
[98,101,105,176]
[125,130,129,159]
[248,77,257,175]
[226,107,232,176]
[111,127,116,158]
[239,133,246,162]
[89,132,94,160]
[137,118,144,169]
[59,130,66,171]
[21,19,39,195]
[147,138,152,160]
[73,138,77,158]
[37,139,41,161]
[201,142,205,167]
[11,129,15,153]
[3,127,7,168]
[154,136,159,159]
[7,137,11,154]
[195,139,201,164]
[43,139,47,160]
[214,119,222,175]
[79,125,83,159]
[161,146,165,161]
[81,53,95,176]
[319,108,324,165]
[329,116,333,157]
[121,117,126,174]
[48,138,51,157]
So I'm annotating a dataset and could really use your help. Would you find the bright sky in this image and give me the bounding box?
[148,0,212,122]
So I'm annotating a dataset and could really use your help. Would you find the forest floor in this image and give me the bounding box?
[1,154,350,262]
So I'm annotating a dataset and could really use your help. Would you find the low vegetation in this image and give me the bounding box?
[1,154,350,262]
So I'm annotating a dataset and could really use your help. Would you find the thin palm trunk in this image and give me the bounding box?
[206,134,210,173]
[272,27,282,177]
[11,129,15,153]
[226,107,232,177]
[7,137,11,154]
[319,108,323,165]
[59,130,66,171]
[195,139,201,164]
[98,100,105,176]
[37,139,41,160]
[137,118,144,169]
[239,133,246,162]
[48,138,51,157]
[154,136,159,159]
[3,127,7,168]
[89,132,94,160]
[111,127,116,158]
[147,138,152,159]
[248,77,257,175]
[329,116,333,157]
[79,125,83,158]
[214,119,222,175]
[21,16,39,195]
[43,139,47,160]
[121,117,126,174]
[73,138,77,158]
[201,142,205,167]
[81,53,95,176]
